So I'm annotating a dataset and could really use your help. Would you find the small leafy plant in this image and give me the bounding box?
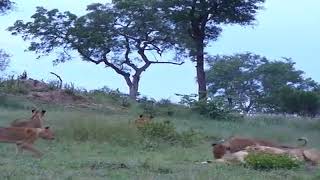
[245,152,301,170]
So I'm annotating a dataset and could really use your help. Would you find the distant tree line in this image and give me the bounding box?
[206,53,320,117]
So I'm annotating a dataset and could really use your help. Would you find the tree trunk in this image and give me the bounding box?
[124,73,140,100]
[195,40,207,101]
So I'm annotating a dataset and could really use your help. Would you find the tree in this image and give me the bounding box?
[137,0,265,100]
[256,59,305,111]
[0,0,14,14]
[206,53,309,113]
[278,87,320,117]
[0,0,14,73]
[8,3,183,99]
[0,49,10,72]
[206,53,267,112]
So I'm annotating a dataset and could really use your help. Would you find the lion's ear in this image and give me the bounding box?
[32,109,36,113]
[41,110,46,115]
[45,126,50,129]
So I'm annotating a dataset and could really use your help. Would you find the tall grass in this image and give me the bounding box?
[0,97,320,179]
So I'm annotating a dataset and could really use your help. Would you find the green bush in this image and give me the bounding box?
[245,152,301,170]
[138,121,178,144]
[0,76,29,94]
[178,128,201,147]
[137,121,201,149]
[138,97,157,116]
[191,100,227,119]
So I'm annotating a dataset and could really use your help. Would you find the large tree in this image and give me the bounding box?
[8,3,183,99]
[133,0,266,100]
[0,0,14,73]
[206,53,311,113]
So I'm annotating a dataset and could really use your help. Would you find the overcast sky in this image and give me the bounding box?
[0,0,319,102]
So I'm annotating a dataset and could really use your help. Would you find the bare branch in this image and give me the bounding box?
[123,36,138,71]
[149,61,184,65]
[50,72,63,89]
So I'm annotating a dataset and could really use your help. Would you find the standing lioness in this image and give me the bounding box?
[11,109,46,128]
[0,126,54,157]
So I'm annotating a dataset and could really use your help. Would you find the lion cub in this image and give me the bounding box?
[11,109,46,128]
[0,126,55,157]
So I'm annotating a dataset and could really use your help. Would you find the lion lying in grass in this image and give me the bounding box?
[212,136,320,165]
[212,136,307,159]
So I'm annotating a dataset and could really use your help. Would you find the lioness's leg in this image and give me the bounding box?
[20,143,43,157]
[16,143,23,155]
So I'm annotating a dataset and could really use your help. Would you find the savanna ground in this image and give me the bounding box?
[0,94,320,180]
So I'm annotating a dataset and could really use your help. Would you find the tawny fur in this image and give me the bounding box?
[0,126,54,157]
[11,109,46,128]
[134,114,153,127]
[303,149,320,165]
[212,136,306,159]
[215,151,249,164]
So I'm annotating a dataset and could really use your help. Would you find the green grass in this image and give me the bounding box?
[0,97,320,179]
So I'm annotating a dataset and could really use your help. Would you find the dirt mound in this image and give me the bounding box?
[29,90,86,104]
[19,78,50,92]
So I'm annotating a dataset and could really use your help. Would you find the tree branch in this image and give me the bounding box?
[123,36,139,71]
[76,48,132,85]
[50,72,63,89]
[149,61,184,65]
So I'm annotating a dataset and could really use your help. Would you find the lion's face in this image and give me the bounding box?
[213,144,228,159]
[39,127,55,140]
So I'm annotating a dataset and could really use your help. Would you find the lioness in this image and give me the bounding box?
[0,126,54,157]
[246,145,320,165]
[134,114,153,127]
[11,109,46,128]
[212,136,307,159]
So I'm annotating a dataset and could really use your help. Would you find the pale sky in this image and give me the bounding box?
[0,0,319,102]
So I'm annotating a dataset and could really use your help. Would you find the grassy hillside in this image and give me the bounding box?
[0,94,320,180]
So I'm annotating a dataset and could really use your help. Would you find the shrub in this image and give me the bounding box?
[47,80,61,90]
[138,97,156,116]
[178,128,201,147]
[191,100,227,119]
[63,82,76,95]
[137,121,201,149]
[245,152,301,170]
[138,121,178,144]
[175,93,197,107]
[0,76,29,94]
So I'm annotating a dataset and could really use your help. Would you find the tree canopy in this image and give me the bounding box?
[0,0,14,73]
[206,53,318,114]
[0,0,14,14]
[129,0,266,100]
[8,3,183,99]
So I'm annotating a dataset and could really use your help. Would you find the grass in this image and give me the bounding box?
[0,97,320,179]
